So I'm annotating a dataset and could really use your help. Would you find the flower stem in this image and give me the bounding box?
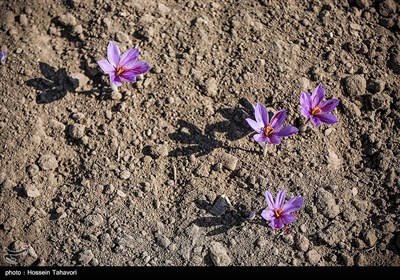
[263,143,268,157]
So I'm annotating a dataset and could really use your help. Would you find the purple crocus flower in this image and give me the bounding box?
[261,189,304,230]
[1,50,6,64]
[97,41,151,88]
[245,103,298,144]
[300,83,340,126]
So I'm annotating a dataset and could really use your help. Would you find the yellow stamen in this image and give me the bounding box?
[274,209,283,218]
[264,125,274,136]
[311,106,322,115]
[116,65,127,76]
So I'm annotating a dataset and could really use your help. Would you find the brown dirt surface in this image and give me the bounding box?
[0,0,399,266]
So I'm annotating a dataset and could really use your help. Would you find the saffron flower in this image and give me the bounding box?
[261,189,304,230]
[245,103,298,144]
[300,83,340,126]
[97,41,151,88]
[1,50,6,64]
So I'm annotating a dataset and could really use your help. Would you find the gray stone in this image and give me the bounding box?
[69,73,89,90]
[315,188,340,218]
[209,241,231,266]
[84,214,103,227]
[363,229,377,247]
[26,164,39,177]
[327,149,341,170]
[78,250,94,265]
[58,13,77,27]
[120,170,131,180]
[116,190,126,198]
[117,233,136,248]
[306,249,321,265]
[205,77,218,96]
[37,154,58,171]
[156,235,171,248]
[295,234,310,252]
[219,152,238,171]
[210,194,231,216]
[371,92,392,111]
[356,0,371,9]
[378,0,397,17]
[148,145,169,159]
[68,124,85,139]
[354,253,367,266]
[24,185,40,198]
[343,75,366,96]
[111,90,122,100]
[388,49,400,74]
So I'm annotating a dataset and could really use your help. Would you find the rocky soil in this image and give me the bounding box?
[0,0,399,266]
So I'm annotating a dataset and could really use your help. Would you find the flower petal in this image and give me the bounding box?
[310,115,322,126]
[97,59,114,74]
[300,91,312,108]
[276,125,298,137]
[301,107,311,118]
[119,71,138,83]
[265,191,275,211]
[317,113,338,125]
[246,118,263,133]
[253,133,267,143]
[281,213,297,225]
[319,99,340,113]
[125,61,151,75]
[269,109,286,129]
[311,83,325,108]
[275,189,285,209]
[269,218,283,230]
[283,196,304,213]
[119,48,139,68]
[109,73,122,87]
[266,134,281,144]
[254,103,269,126]
[107,41,120,67]
[261,209,274,221]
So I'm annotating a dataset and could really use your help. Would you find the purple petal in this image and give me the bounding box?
[109,73,122,87]
[301,107,311,118]
[246,118,263,133]
[1,50,6,64]
[319,99,340,113]
[283,196,304,213]
[254,103,269,126]
[300,91,312,108]
[317,113,338,124]
[266,134,281,144]
[261,209,274,221]
[275,189,286,209]
[311,83,325,108]
[119,48,139,68]
[253,133,267,143]
[107,41,120,68]
[269,109,286,129]
[281,214,297,225]
[125,61,151,75]
[265,191,275,211]
[119,71,138,83]
[276,125,298,137]
[310,115,322,127]
[269,218,283,230]
[97,59,114,74]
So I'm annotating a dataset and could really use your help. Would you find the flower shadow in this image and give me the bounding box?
[191,199,247,236]
[168,120,222,157]
[168,98,256,157]
[26,62,78,104]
